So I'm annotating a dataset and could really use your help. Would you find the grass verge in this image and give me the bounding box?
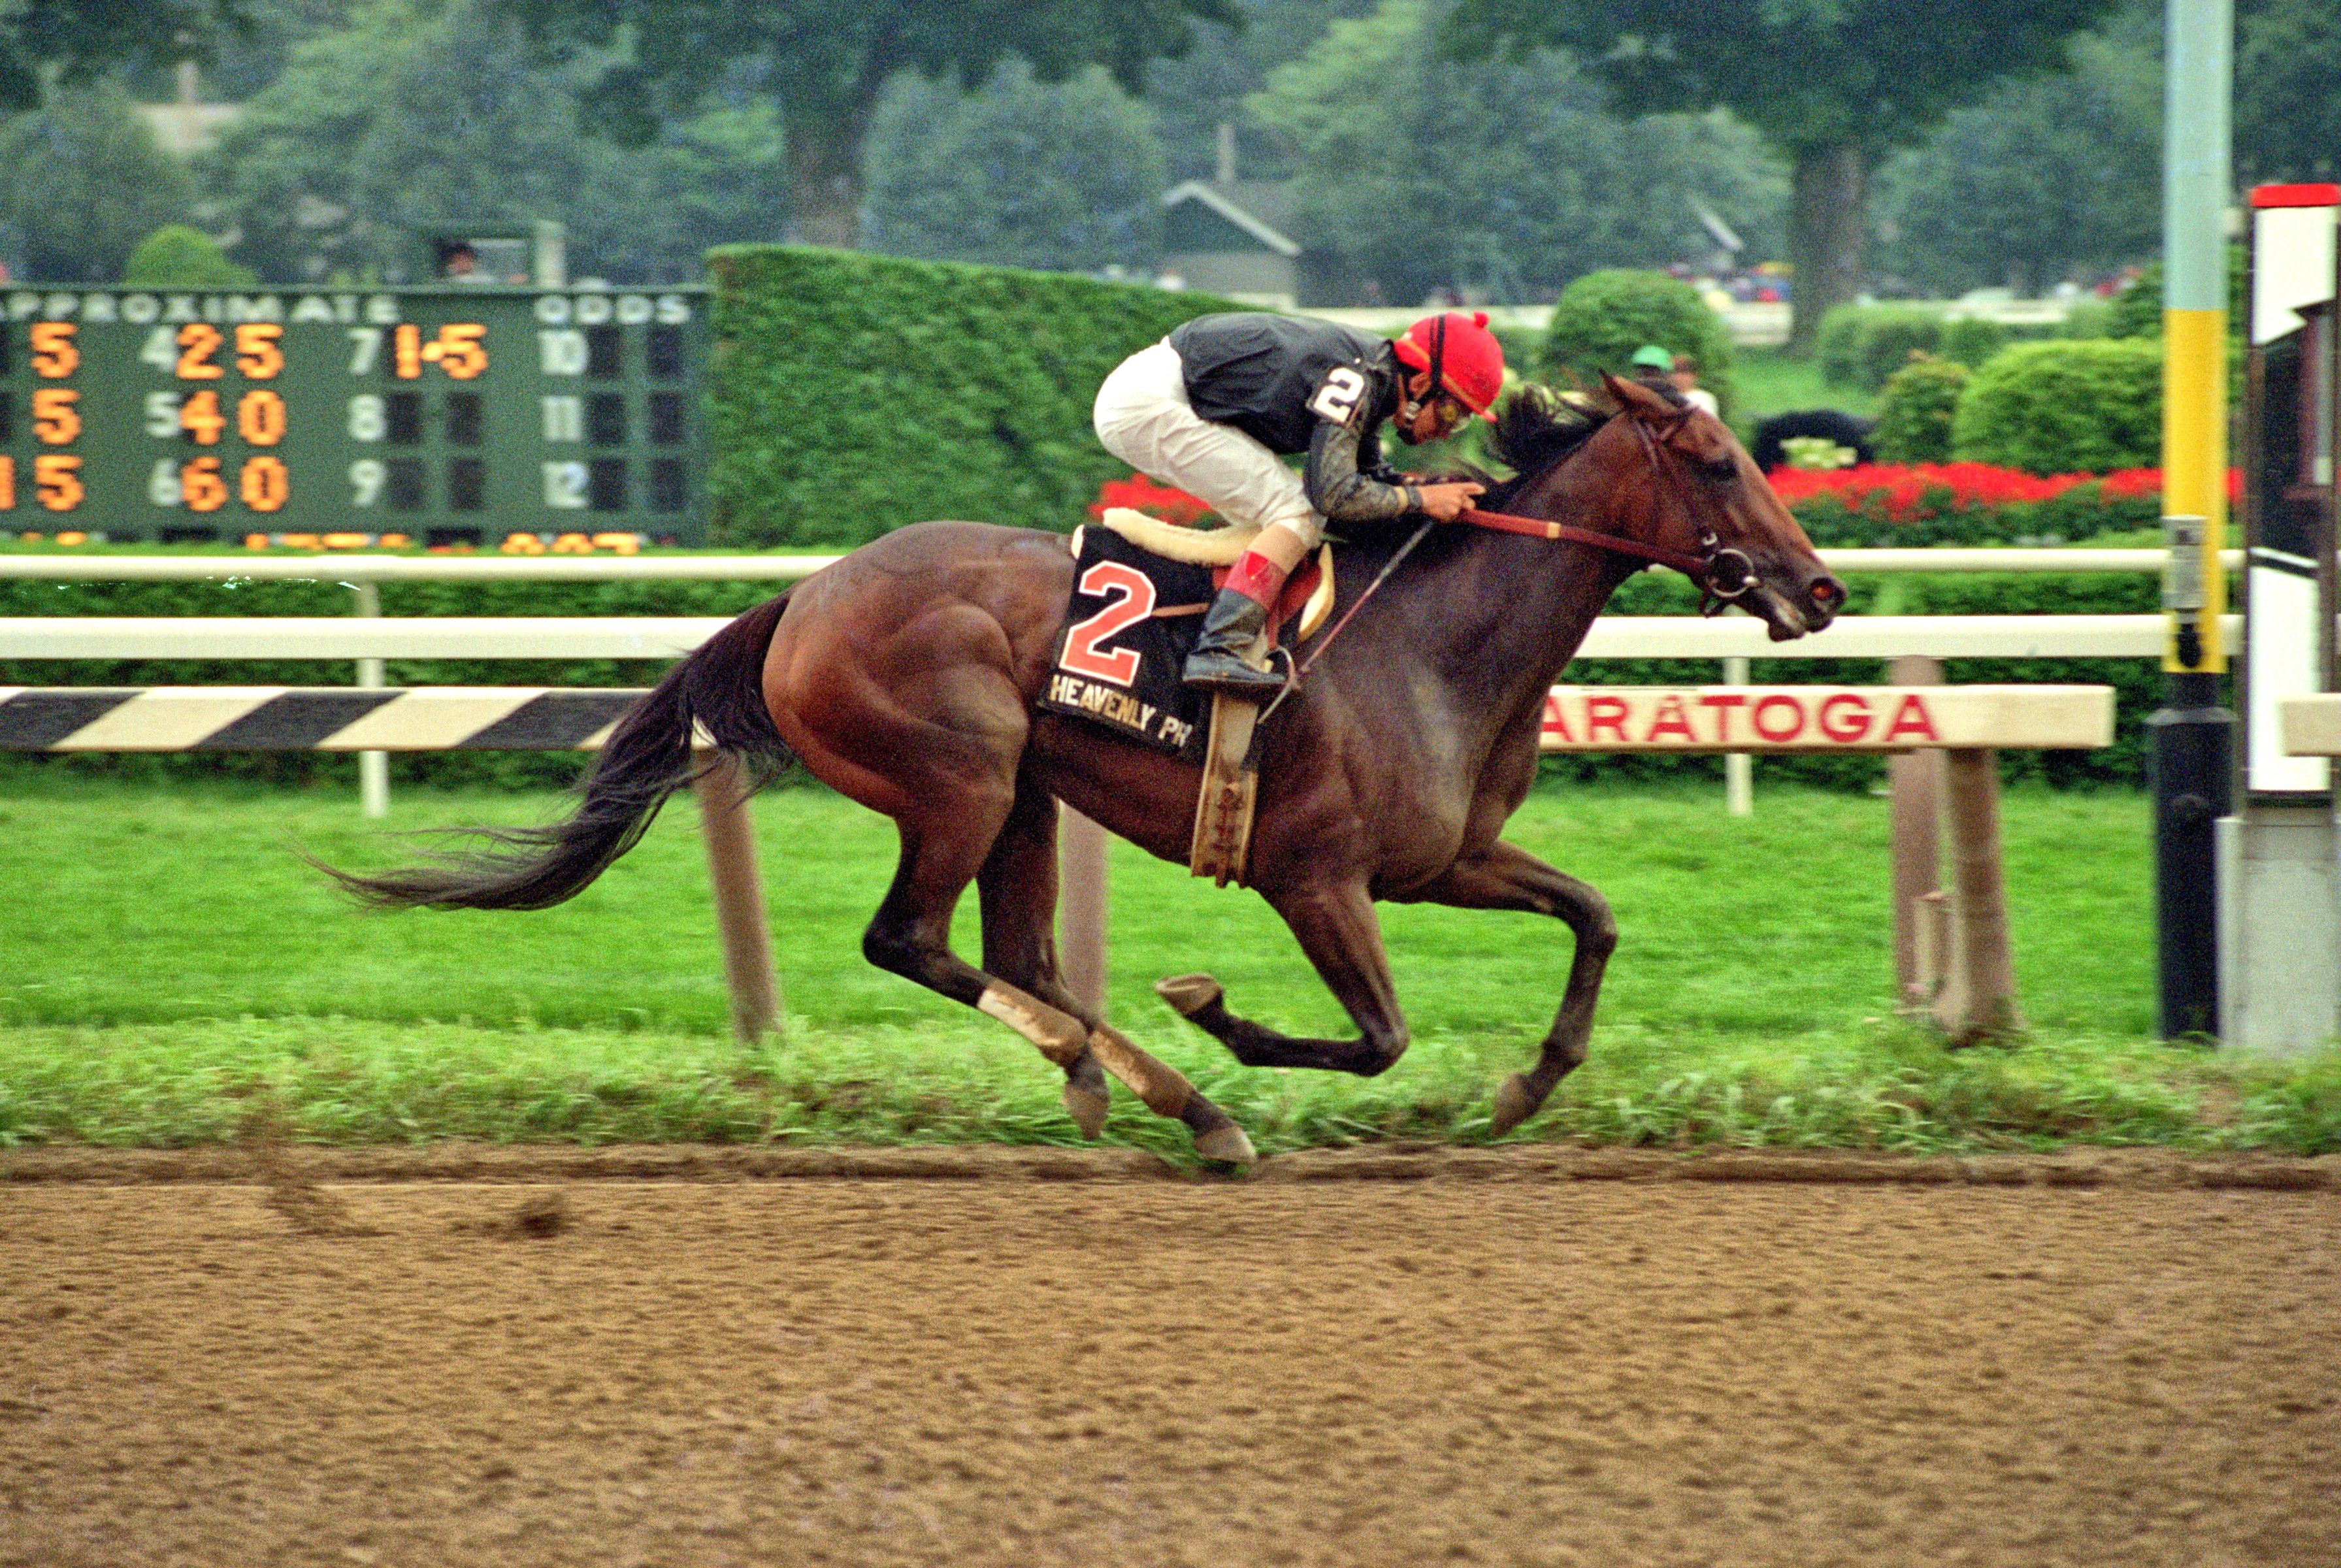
[5,777,2336,1157]
[2,1015,2335,1158]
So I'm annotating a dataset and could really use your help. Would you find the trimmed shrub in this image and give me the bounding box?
[1938,316,2008,368]
[1539,269,1733,412]
[704,246,1246,547]
[1818,304,1943,391]
[121,225,257,288]
[1871,357,1971,464]
[1951,339,2163,474]
[2058,299,2118,339]
[2105,267,2161,338]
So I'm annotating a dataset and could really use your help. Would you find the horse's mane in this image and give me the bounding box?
[1466,379,1681,512]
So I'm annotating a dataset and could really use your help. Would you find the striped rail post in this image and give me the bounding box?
[0,685,781,1043]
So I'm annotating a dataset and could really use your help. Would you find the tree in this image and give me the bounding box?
[1445,0,2124,351]
[1143,0,1373,184]
[0,86,195,280]
[2237,0,2341,184]
[866,62,1165,274]
[0,0,246,112]
[203,1,787,283]
[1251,0,1783,304]
[1874,29,2158,296]
[492,0,1236,250]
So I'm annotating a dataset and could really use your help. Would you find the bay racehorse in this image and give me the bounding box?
[324,374,1843,1161]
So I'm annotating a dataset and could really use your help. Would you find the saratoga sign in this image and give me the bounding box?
[1539,685,2116,752]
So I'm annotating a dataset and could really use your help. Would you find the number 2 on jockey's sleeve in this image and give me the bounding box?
[1307,365,1368,424]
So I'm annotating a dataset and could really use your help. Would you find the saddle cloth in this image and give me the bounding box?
[1041,515,1328,759]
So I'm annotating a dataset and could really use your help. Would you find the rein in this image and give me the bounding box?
[1458,408,1760,615]
[1263,406,1762,712]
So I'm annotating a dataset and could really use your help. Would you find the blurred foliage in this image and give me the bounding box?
[0,86,195,281]
[1870,357,1970,465]
[120,223,256,287]
[1951,339,2163,474]
[199,0,786,284]
[1252,0,1783,306]
[701,246,1249,546]
[1872,28,2157,298]
[1536,270,1733,410]
[1937,316,2008,368]
[1816,304,1944,392]
[0,0,244,113]
[495,0,1234,248]
[866,63,1165,275]
[2236,0,2341,185]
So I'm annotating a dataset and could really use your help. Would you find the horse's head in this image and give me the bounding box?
[1599,373,1844,641]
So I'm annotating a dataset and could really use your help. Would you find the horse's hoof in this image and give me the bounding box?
[1155,973,1224,1018]
[1488,1073,1539,1138]
[1062,1078,1110,1141]
[1192,1122,1256,1164]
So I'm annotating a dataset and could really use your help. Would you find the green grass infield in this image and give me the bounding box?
[3,776,2334,1156]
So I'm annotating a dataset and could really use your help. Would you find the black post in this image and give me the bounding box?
[2149,670,2234,1038]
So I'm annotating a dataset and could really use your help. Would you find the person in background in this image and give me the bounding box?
[1093,310,1505,696]
[1669,353,1720,417]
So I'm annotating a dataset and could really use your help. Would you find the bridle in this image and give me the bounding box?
[1265,402,1769,714]
[1460,405,1761,617]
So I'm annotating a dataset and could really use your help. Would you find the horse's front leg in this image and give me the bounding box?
[1396,840,1616,1135]
[1156,879,1410,1075]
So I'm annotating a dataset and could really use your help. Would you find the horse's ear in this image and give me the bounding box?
[1605,372,1672,417]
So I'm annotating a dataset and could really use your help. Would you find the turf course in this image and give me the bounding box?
[3,776,2335,1154]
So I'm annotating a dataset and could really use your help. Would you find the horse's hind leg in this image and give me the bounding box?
[1399,840,1616,1135]
[866,792,1254,1162]
[1156,878,1412,1075]
[975,782,1111,1138]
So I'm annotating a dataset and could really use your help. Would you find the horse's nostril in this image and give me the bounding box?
[1810,580,1844,613]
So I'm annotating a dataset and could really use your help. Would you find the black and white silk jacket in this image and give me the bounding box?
[1165,313,1421,523]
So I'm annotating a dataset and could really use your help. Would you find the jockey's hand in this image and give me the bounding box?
[1414,480,1484,522]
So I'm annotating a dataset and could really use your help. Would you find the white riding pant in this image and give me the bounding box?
[1092,340,1326,550]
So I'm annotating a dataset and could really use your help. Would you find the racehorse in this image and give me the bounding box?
[323,374,1844,1162]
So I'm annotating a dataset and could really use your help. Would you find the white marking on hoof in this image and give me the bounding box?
[1062,1079,1109,1140]
[977,985,1086,1066]
[1192,1122,1256,1163]
[1488,1073,1539,1138]
[1154,973,1224,1017]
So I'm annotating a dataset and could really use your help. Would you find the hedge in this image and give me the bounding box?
[1951,339,2163,474]
[704,246,1247,547]
[1870,357,1970,465]
[1537,270,1733,414]
[1816,304,1941,391]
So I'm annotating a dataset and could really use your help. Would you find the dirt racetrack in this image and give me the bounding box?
[3,1145,2337,1568]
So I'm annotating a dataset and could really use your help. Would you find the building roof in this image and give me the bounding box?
[1161,181,1301,258]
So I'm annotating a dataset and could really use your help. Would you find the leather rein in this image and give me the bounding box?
[1264,406,1763,713]
[1457,407,1760,617]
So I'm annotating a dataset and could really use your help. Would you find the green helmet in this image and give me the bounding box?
[1628,344,1675,372]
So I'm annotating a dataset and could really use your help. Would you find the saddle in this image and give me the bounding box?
[1043,509,1336,886]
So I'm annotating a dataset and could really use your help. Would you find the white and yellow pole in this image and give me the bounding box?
[2150,0,2235,1038]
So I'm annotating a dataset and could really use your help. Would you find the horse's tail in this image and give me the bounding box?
[319,590,797,912]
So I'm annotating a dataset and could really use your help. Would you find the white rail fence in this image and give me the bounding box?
[0,549,2209,1041]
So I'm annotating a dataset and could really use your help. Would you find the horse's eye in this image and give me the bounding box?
[1703,457,1738,482]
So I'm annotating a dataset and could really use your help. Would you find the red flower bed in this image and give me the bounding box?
[1089,474,1215,527]
[1763,461,2233,521]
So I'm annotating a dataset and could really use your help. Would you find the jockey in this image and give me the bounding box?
[1092,309,1505,696]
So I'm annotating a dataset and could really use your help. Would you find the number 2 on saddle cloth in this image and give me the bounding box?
[1041,524,1324,761]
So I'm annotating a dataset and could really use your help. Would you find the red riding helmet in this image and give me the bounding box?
[1394,310,1505,422]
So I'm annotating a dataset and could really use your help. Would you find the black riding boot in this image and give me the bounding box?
[1182,587,1285,697]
